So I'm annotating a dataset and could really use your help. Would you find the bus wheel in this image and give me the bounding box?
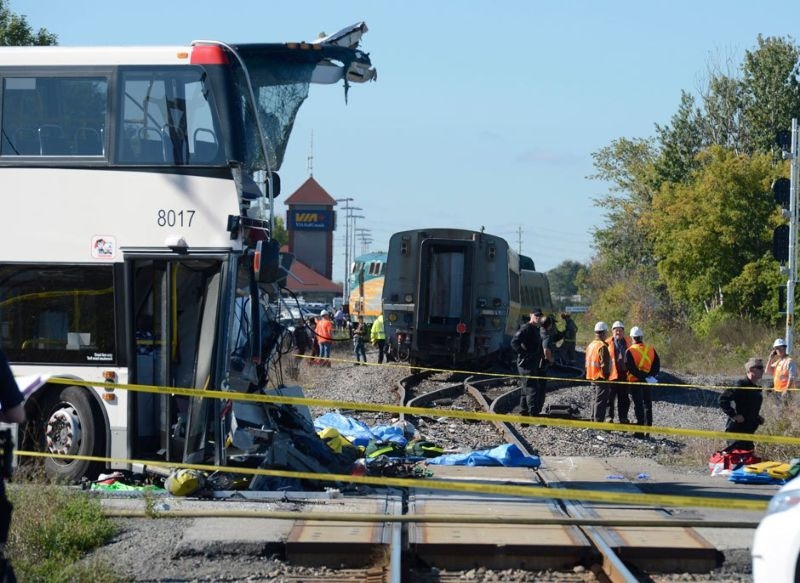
[40,386,105,483]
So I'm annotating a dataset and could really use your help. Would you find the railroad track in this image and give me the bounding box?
[90,364,757,583]
[393,371,729,583]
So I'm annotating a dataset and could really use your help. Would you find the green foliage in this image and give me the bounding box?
[723,254,786,324]
[272,215,289,246]
[590,137,659,271]
[7,484,119,582]
[742,35,800,154]
[0,0,57,46]
[653,91,706,185]
[699,72,748,152]
[649,147,775,316]
[588,35,800,338]
[546,260,585,302]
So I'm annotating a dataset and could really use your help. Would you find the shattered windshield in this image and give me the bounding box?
[233,42,374,175]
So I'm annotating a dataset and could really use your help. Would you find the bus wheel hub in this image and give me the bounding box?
[45,408,83,455]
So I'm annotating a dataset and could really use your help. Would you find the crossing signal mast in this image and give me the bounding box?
[773,119,800,353]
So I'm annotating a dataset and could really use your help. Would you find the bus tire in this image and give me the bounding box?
[39,386,105,483]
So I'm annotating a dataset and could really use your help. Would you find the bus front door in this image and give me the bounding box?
[126,257,224,467]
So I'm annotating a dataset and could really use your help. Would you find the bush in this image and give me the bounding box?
[6,484,120,582]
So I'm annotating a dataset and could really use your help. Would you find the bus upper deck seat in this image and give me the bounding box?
[74,127,104,155]
[138,127,167,163]
[12,127,39,155]
[190,128,219,164]
[38,125,68,155]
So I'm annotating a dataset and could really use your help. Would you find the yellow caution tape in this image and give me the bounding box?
[42,376,800,446]
[15,450,770,512]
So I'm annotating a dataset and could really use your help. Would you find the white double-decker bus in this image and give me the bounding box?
[0,24,375,481]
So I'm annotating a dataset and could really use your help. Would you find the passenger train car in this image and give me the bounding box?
[381,228,553,367]
[348,252,387,324]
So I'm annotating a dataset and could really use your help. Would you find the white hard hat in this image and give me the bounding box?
[612,321,624,330]
[320,310,329,316]
[774,338,788,348]
[594,321,608,333]
[630,326,644,338]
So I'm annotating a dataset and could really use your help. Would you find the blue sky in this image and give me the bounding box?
[10,1,800,278]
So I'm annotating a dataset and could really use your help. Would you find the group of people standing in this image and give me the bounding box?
[511,312,660,436]
[291,310,388,367]
[513,306,799,452]
[585,320,660,437]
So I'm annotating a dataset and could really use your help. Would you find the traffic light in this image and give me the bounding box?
[777,130,792,150]
[774,224,790,262]
[773,177,791,209]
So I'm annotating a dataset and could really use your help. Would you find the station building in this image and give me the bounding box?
[282,176,342,305]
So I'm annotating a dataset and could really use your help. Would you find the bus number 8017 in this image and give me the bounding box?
[157,209,196,227]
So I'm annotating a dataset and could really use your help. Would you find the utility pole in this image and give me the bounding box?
[344,207,362,303]
[355,228,372,255]
[335,197,354,305]
[350,214,365,274]
[787,119,799,353]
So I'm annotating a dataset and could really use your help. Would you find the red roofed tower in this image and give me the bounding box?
[284,176,336,279]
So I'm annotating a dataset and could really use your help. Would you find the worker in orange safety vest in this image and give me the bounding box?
[766,338,797,394]
[625,326,660,437]
[585,321,611,422]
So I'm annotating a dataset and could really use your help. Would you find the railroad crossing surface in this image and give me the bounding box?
[98,456,776,578]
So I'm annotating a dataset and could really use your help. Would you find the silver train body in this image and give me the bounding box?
[382,228,553,367]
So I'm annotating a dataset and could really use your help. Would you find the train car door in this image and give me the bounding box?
[416,239,474,356]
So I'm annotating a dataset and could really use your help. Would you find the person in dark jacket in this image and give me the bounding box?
[0,348,25,582]
[719,357,765,451]
[560,312,578,365]
[511,310,545,418]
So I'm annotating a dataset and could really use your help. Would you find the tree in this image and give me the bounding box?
[0,0,57,46]
[741,35,800,154]
[547,260,585,301]
[699,72,750,153]
[590,137,659,271]
[272,216,288,246]
[653,91,706,185]
[649,146,775,318]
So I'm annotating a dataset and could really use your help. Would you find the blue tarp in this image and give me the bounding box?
[314,414,540,469]
[314,412,377,447]
[728,466,785,485]
[314,413,410,448]
[426,443,540,469]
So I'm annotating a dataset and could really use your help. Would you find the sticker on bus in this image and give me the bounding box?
[91,236,116,260]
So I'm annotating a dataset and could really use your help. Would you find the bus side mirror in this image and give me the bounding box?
[254,239,280,283]
[268,172,280,198]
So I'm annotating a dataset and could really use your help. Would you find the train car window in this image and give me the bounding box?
[509,270,520,302]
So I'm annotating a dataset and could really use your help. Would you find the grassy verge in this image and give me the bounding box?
[6,483,122,583]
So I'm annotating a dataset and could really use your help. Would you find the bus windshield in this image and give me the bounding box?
[233,41,375,174]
